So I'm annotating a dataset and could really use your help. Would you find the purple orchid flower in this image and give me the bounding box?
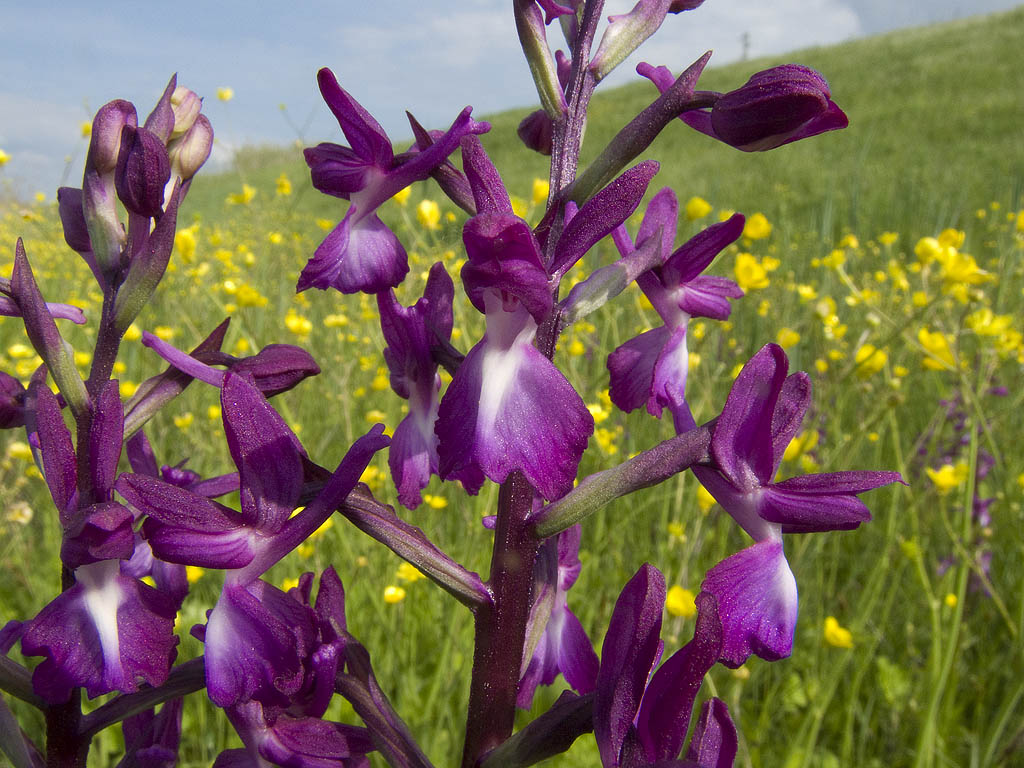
[594,564,736,768]
[640,62,848,151]
[517,525,599,708]
[213,569,374,768]
[377,261,454,509]
[691,344,902,666]
[19,379,179,705]
[606,188,744,430]
[297,67,489,295]
[116,698,183,768]
[116,373,387,708]
[436,138,657,500]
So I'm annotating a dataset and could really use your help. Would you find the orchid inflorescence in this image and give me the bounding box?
[0,2,901,767]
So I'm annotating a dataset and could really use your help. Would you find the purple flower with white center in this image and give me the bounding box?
[517,525,599,708]
[377,261,454,509]
[213,568,375,768]
[19,378,180,705]
[691,344,902,666]
[297,67,489,295]
[435,140,657,500]
[116,373,387,707]
[641,62,848,152]
[594,564,736,768]
[606,189,744,429]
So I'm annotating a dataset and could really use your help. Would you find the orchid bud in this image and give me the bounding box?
[170,86,202,139]
[689,65,848,151]
[591,0,674,83]
[168,114,213,182]
[514,0,567,119]
[223,344,321,397]
[0,371,27,429]
[57,187,91,254]
[144,75,178,144]
[86,100,137,175]
[517,109,554,155]
[115,125,171,217]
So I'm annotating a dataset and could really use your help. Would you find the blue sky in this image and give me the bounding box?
[1,0,1019,196]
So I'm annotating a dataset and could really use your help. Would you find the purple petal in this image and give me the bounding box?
[770,372,812,468]
[126,430,160,477]
[61,501,136,569]
[662,214,745,285]
[594,564,666,768]
[461,135,513,215]
[203,580,314,708]
[758,485,871,533]
[316,68,393,168]
[774,470,904,495]
[221,372,304,534]
[556,606,600,694]
[677,276,743,320]
[711,344,788,488]
[299,209,409,295]
[461,213,552,323]
[141,332,226,388]
[607,326,670,415]
[634,187,679,259]
[684,698,738,768]
[436,331,593,500]
[22,561,177,704]
[699,539,797,667]
[226,344,321,397]
[305,142,375,199]
[259,715,374,766]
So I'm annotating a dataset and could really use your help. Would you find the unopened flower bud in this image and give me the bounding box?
[591,0,675,82]
[87,100,137,174]
[687,65,848,151]
[0,371,27,429]
[168,114,213,182]
[517,109,554,155]
[170,86,202,139]
[115,125,171,217]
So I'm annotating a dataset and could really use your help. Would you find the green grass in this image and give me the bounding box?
[2,6,1024,768]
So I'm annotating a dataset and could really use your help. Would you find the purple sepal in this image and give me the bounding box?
[684,698,738,768]
[227,703,374,768]
[90,380,124,497]
[388,406,439,510]
[30,379,77,517]
[649,325,689,420]
[594,564,665,768]
[680,64,848,151]
[634,593,722,762]
[217,344,321,397]
[21,560,178,704]
[143,75,177,144]
[0,295,87,325]
[518,109,554,155]
[203,579,315,708]
[116,698,183,768]
[57,186,94,254]
[699,539,797,667]
[436,310,593,500]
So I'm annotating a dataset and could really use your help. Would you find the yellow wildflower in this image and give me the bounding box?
[423,494,448,509]
[0,149,10,166]
[383,586,406,604]
[743,212,772,240]
[822,249,846,269]
[285,309,313,337]
[914,237,942,263]
[391,186,411,205]
[823,616,853,648]
[396,563,425,582]
[944,593,958,608]
[925,462,968,494]
[734,253,770,291]
[666,586,697,619]
[776,327,800,348]
[6,501,33,525]
[119,381,138,398]
[185,566,205,584]
[275,173,292,196]
[696,484,716,513]
[216,87,234,102]
[878,231,899,246]
[173,412,194,430]
[937,228,964,249]
[281,577,300,592]
[854,344,887,379]
[416,200,441,230]
[917,327,955,370]
[684,196,712,220]
[154,326,176,340]
[532,178,550,206]
[226,183,256,205]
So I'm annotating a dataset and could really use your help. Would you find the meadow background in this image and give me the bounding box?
[1,6,1023,767]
